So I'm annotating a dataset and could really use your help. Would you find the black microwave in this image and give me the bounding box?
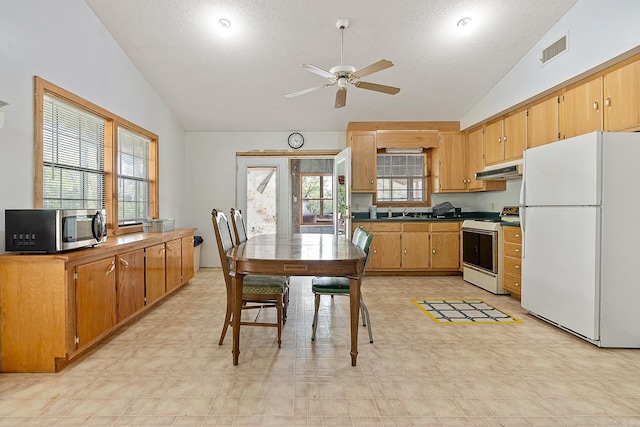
[5,209,107,253]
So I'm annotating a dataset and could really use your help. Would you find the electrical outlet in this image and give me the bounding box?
[355,203,360,211]
[491,203,495,210]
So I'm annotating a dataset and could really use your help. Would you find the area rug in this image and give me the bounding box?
[412,299,522,324]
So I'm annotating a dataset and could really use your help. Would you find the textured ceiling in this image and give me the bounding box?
[84,0,578,132]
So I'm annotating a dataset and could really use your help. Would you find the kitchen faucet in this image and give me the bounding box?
[402,208,409,217]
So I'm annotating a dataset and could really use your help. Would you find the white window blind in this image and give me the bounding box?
[42,94,105,209]
[117,127,150,225]
[376,154,425,203]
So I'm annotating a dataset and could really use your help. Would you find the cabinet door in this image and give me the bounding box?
[76,257,116,347]
[166,238,182,292]
[181,235,195,283]
[483,120,503,165]
[402,232,430,269]
[368,232,401,270]
[438,132,467,192]
[430,232,460,270]
[527,95,559,148]
[349,131,376,192]
[604,59,640,132]
[145,243,166,304]
[503,110,527,161]
[466,128,484,191]
[116,249,145,321]
[562,76,603,139]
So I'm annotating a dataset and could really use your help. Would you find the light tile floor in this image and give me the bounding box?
[2,269,640,426]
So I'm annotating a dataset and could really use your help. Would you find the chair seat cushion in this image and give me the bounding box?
[243,275,287,294]
[311,276,350,294]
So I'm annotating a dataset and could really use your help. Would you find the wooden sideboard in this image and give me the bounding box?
[0,228,195,373]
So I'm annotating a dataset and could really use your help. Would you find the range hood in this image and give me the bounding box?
[475,159,523,180]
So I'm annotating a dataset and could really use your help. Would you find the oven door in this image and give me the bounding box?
[462,229,497,274]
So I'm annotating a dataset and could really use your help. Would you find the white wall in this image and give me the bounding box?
[186,131,345,267]
[462,0,640,129]
[0,0,187,252]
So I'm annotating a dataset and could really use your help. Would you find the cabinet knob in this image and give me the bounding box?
[503,135,507,142]
[515,283,520,287]
[403,249,407,254]
[370,179,374,184]
[593,101,599,111]
[515,265,521,269]
[515,234,521,237]
[373,248,377,254]
[432,249,436,254]
[119,258,129,268]
[498,137,502,143]
[167,245,174,252]
[605,97,611,108]
[515,249,521,253]
[158,247,166,255]
[106,260,115,275]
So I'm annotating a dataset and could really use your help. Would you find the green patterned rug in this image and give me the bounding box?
[412,299,522,324]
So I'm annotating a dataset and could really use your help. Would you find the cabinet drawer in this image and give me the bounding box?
[503,256,522,277]
[503,226,522,244]
[402,223,431,232]
[372,223,402,232]
[430,222,460,232]
[503,273,522,295]
[503,242,522,258]
[352,223,370,233]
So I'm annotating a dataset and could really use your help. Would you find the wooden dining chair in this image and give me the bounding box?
[230,207,290,321]
[311,227,374,343]
[211,209,287,348]
[230,207,248,245]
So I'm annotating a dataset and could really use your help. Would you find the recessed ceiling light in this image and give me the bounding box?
[457,17,472,28]
[218,18,231,29]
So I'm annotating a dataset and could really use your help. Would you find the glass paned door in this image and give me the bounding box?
[334,147,351,238]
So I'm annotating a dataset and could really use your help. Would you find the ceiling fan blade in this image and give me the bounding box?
[300,64,335,79]
[352,59,394,79]
[335,88,347,108]
[285,83,333,98]
[354,81,401,95]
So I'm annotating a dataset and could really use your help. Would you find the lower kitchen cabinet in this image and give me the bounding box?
[145,243,167,305]
[0,228,195,373]
[165,238,183,292]
[116,249,145,322]
[76,257,117,347]
[354,221,460,272]
[502,226,523,298]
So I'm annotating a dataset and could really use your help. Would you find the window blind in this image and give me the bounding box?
[376,154,425,202]
[42,94,105,209]
[117,127,150,225]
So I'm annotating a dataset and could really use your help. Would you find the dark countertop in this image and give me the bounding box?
[352,211,501,222]
[501,221,521,227]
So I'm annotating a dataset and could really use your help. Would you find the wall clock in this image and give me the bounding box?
[288,132,304,149]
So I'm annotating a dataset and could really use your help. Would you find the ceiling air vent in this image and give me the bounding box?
[541,34,568,65]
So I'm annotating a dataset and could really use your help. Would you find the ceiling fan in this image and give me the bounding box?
[285,18,400,108]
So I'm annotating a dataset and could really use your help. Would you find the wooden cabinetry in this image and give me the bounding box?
[434,129,505,193]
[0,229,195,373]
[348,131,376,192]
[527,94,560,148]
[435,131,467,192]
[116,249,145,322]
[145,243,166,305]
[562,77,603,139]
[165,238,183,292]
[502,226,522,298]
[354,221,460,272]
[75,257,117,347]
[604,58,640,132]
[484,110,527,165]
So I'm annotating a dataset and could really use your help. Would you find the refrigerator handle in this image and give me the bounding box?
[519,207,525,258]
[519,151,526,207]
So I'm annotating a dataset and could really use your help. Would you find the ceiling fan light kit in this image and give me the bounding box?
[285,18,400,108]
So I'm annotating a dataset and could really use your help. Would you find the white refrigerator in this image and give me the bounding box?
[520,131,640,347]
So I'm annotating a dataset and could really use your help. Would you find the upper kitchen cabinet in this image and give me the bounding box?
[527,93,560,148]
[434,131,467,192]
[347,131,376,192]
[466,128,505,192]
[484,110,527,165]
[561,76,603,139]
[375,130,439,149]
[603,57,640,132]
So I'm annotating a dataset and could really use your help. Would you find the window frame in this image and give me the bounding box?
[374,152,430,207]
[34,76,159,235]
[299,172,333,225]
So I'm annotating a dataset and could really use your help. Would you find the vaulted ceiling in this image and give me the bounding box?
[84,0,579,132]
